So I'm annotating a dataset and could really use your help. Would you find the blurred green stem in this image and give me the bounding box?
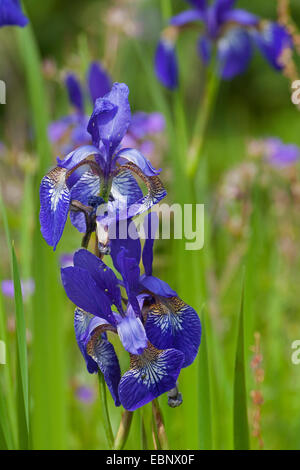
[160,0,172,22]
[97,371,114,449]
[114,410,133,450]
[186,62,220,180]
[152,399,169,450]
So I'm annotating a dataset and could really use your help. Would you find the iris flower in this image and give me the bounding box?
[155,0,292,87]
[250,137,300,167]
[0,0,28,27]
[49,63,165,158]
[40,82,166,250]
[61,214,201,410]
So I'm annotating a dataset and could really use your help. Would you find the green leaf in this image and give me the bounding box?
[233,276,250,450]
[198,309,212,450]
[12,244,29,449]
[16,19,68,450]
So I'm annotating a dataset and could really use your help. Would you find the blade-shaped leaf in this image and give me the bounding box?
[12,244,29,449]
[233,277,250,450]
[198,308,212,449]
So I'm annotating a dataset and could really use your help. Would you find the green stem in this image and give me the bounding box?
[160,0,172,22]
[152,399,169,450]
[186,63,220,180]
[113,410,133,450]
[97,371,114,449]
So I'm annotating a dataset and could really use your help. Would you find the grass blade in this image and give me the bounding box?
[233,276,250,450]
[198,309,212,449]
[12,243,29,449]
[16,20,68,449]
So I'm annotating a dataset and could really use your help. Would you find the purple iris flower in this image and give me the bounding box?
[263,138,300,167]
[155,0,292,86]
[0,0,28,27]
[75,385,96,404]
[1,278,35,300]
[60,214,201,411]
[40,82,166,250]
[48,62,112,155]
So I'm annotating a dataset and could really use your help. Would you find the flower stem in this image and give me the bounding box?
[186,63,220,180]
[152,399,169,450]
[113,410,133,450]
[97,371,114,449]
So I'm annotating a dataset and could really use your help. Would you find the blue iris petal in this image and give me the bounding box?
[0,0,28,27]
[39,167,71,250]
[218,27,253,79]
[252,22,292,71]
[87,83,131,157]
[87,61,112,104]
[65,73,84,113]
[119,345,184,411]
[155,38,178,90]
[61,265,114,324]
[145,297,201,367]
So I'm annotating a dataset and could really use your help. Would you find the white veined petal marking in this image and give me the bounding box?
[130,344,169,388]
[148,297,184,335]
[46,167,69,212]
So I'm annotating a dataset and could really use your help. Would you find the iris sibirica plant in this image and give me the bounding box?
[39,82,201,425]
[155,0,292,87]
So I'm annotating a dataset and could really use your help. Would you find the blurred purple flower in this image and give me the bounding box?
[155,0,292,87]
[1,279,35,300]
[264,138,300,167]
[75,385,96,404]
[48,62,111,154]
[60,253,74,268]
[0,0,28,27]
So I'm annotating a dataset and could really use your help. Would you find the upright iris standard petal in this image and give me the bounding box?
[61,266,114,323]
[155,39,178,90]
[87,83,131,155]
[170,9,204,27]
[65,74,84,113]
[218,27,253,79]
[118,344,184,411]
[0,0,28,27]
[145,297,201,367]
[116,148,161,176]
[86,325,121,406]
[253,22,292,70]
[87,61,112,104]
[39,167,71,250]
[114,309,148,355]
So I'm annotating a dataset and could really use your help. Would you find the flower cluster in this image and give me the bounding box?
[155,0,292,88]
[40,82,201,410]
